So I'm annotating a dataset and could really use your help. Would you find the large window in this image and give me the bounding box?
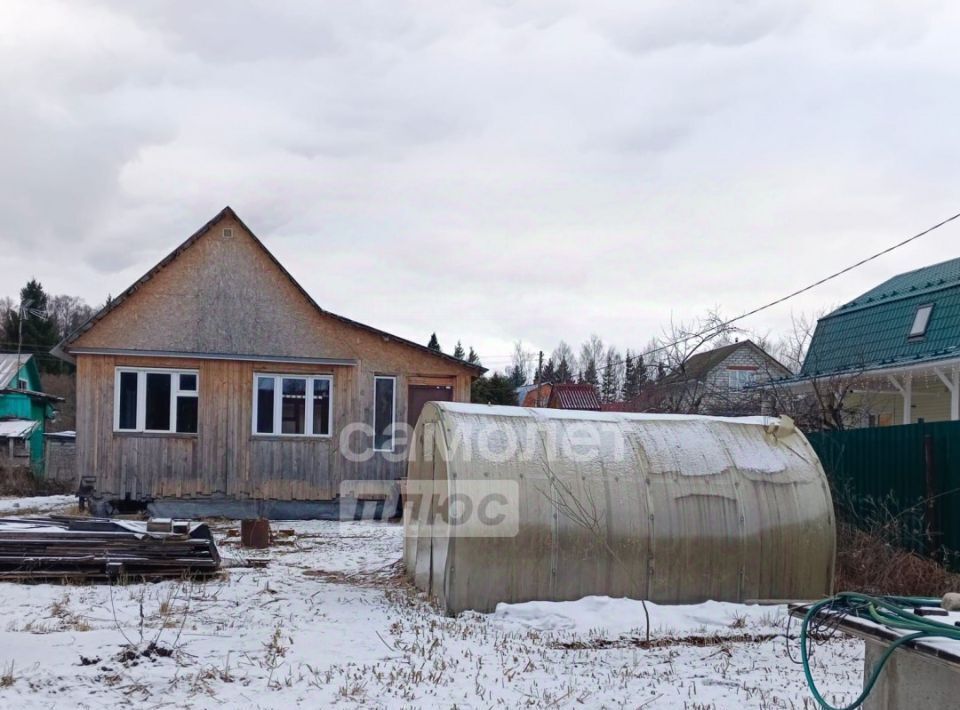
[374,376,397,452]
[114,368,198,434]
[254,374,332,437]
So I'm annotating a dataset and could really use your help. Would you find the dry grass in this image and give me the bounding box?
[0,463,73,496]
[834,522,960,597]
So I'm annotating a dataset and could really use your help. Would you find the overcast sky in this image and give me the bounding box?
[2,1,960,370]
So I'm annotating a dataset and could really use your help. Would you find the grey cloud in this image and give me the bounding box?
[3,0,960,366]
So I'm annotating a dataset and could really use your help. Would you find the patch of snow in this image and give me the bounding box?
[0,495,76,515]
[491,596,782,636]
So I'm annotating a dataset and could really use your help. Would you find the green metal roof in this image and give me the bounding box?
[800,256,960,377]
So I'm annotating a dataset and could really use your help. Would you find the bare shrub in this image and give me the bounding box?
[834,522,960,598]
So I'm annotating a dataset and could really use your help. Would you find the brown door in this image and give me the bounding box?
[408,384,454,427]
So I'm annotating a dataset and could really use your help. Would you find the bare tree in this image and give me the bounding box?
[639,309,743,414]
[760,310,876,431]
[48,294,95,340]
[508,340,534,386]
[578,335,604,385]
[551,340,578,383]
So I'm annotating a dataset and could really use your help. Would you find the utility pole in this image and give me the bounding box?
[15,300,27,390]
[535,350,544,407]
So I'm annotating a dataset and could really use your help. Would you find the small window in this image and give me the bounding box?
[256,376,275,434]
[313,378,331,436]
[374,376,397,452]
[114,368,199,434]
[727,369,757,391]
[118,371,139,430]
[909,304,933,338]
[253,374,332,437]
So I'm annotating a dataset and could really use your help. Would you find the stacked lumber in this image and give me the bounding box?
[0,516,221,581]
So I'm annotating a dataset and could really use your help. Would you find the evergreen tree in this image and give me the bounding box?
[471,372,518,405]
[636,353,648,392]
[507,364,526,388]
[601,347,623,402]
[578,335,603,387]
[622,349,642,401]
[540,358,555,384]
[555,356,573,384]
[582,359,598,387]
[427,333,442,352]
[467,347,481,366]
[452,340,465,360]
[3,280,61,374]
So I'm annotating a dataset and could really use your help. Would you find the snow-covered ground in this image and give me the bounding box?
[0,495,77,515]
[0,499,864,709]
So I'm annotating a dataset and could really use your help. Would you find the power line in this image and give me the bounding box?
[614,208,960,369]
[494,209,960,376]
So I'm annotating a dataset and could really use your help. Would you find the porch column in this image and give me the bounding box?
[934,367,960,421]
[889,374,913,425]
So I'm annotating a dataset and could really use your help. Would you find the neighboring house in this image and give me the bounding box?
[513,382,600,410]
[53,207,485,517]
[546,383,602,411]
[771,256,960,427]
[0,353,61,468]
[639,340,791,416]
[516,383,552,407]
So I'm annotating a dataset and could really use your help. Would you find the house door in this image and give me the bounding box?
[407,384,454,428]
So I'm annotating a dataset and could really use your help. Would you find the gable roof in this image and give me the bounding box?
[547,383,602,410]
[0,354,32,389]
[53,207,484,374]
[801,256,960,377]
[663,340,789,384]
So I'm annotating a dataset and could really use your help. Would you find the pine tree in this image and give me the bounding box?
[471,373,518,405]
[3,280,61,374]
[601,347,623,402]
[636,353,648,392]
[540,358,556,384]
[467,347,481,366]
[622,349,641,401]
[507,365,526,388]
[582,359,598,387]
[555,356,573,384]
[427,333,442,352]
[452,340,465,360]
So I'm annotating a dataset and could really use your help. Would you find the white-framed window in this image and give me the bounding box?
[373,376,397,452]
[114,368,199,434]
[727,369,757,391]
[909,304,933,338]
[253,374,332,437]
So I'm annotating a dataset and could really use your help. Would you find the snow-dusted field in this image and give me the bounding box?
[0,495,79,515]
[0,500,864,709]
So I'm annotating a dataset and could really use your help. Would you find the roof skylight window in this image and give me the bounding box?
[909,304,933,338]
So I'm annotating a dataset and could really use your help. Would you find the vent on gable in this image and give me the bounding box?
[222,228,233,239]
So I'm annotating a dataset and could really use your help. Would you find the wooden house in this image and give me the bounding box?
[53,207,484,517]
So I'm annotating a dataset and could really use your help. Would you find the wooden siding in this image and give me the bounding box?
[77,354,472,502]
[69,210,478,505]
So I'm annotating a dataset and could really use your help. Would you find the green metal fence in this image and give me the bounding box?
[807,421,960,565]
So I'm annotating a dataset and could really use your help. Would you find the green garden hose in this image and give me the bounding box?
[801,592,960,710]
